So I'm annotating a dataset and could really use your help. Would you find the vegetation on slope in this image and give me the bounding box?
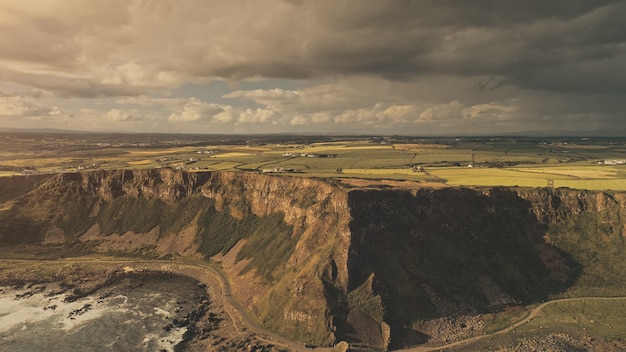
[0,174,51,203]
[542,192,626,295]
[345,188,584,348]
[4,170,626,350]
[0,172,301,284]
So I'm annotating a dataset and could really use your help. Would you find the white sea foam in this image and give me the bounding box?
[0,277,202,352]
[0,285,124,333]
[157,325,187,352]
[0,285,64,333]
[154,307,170,317]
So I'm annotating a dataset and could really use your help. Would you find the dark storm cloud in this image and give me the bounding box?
[3,1,624,96]
[211,0,626,93]
[1,0,624,135]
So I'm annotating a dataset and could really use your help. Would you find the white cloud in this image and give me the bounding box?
[383,105,419,121]
[105,109,141,121]
[311,112,331,124]
[418,101,464,121]
[0,95,67,119]
[236,108,276,124]
[215,107,277,125]
[225,83,372,113]
[290,115,309,125]
[167,98,225,122]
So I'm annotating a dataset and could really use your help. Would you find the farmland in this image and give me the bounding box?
[2,131,626,190]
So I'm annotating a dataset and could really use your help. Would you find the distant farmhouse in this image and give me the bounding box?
[282,152,337,158]
[261,167,297,173]
[599,159,626,165]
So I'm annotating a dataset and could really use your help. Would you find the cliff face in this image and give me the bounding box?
[346,187,626,348]
[1,170,626,350]
[0,169,351,346]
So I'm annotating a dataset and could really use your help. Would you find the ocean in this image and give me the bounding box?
[0,273,206,352]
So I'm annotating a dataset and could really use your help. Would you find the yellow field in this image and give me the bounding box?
[342,168,416,176]
[393,143,449,150]
[126,159,153,165]
[237,146,269,152]
[425,166,626,190]
[292,145,391,154]
[213,152,253,158]
[126,147,197,156]
[336,146,393,151]
[429,168,552,188]
[2,158,77,167]
[556,179,626,191]
[516,167,618,179]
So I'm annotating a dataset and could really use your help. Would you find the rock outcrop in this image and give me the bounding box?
[1,169,626,350]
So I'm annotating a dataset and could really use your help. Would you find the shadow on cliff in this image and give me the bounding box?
[343,187,582,349]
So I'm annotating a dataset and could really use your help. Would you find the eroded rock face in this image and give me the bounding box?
[2,170,626,350]
[0,170,352,346]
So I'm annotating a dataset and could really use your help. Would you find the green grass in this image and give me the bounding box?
[96,197,165,235]
[347,274,385,323]
[547,208,626,295]
[481,306,529,333]
[236,213,296,281]
[199,161,243,170]
[517,299,626,340]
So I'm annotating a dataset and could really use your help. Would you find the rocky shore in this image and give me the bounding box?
[0,260,286,352]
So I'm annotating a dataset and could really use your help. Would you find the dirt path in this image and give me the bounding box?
[1,257,328,352]
[12,256,623,352]
[396,296,626,352]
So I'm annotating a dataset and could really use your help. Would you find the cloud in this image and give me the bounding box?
[224,84,371,113]
[105,109,141,122]
[164,97,276,125]
[167,98,225,122]
[0,1,624,134]
[225,78,532,132]
[418,101,464,121]
[0,94,66,119]
[462,102,519,121]
[213,106,276,125]
[1,1,623,98]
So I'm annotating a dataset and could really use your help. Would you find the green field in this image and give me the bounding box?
[3,133,626,191]
[527,299,626,338]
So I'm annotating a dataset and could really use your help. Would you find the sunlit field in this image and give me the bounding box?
[428,167,557,188]
[3,133,626,191]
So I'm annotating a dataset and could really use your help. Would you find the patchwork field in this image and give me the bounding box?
[2,132,626,191]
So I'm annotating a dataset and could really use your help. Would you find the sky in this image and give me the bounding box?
[0,0,625,135]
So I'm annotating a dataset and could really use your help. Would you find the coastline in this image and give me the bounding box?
[0,259,286,352]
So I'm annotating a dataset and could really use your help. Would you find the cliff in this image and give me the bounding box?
[0,169,351,346]
[1,169,626,350]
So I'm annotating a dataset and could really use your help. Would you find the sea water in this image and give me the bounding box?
[0,274,205,352]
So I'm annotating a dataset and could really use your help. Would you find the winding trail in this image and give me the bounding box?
[1,257,325,352]
[397,296,626,352]
[5,256,626,352]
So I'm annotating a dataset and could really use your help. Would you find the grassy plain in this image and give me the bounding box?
[507,299,623,339]
[521,299,626,340]
[2,132,626,190]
